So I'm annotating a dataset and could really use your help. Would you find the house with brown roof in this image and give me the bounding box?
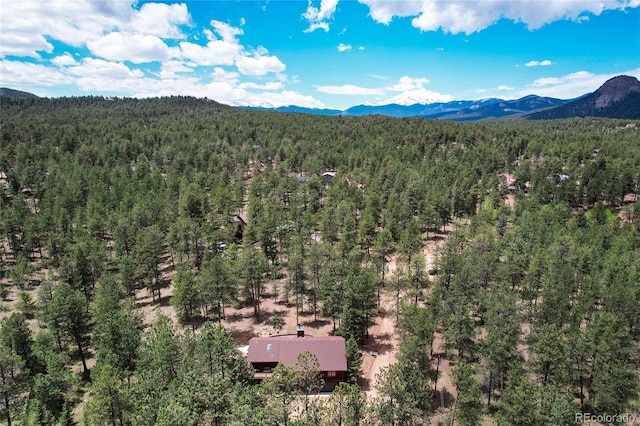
[247,328,347,391]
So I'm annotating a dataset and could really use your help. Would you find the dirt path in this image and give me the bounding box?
[362,226,452,401]
[361,290,398,397]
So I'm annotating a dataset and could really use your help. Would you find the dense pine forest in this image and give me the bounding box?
[1,95,639,425]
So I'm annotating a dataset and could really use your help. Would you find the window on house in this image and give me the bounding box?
[327,371,336,377]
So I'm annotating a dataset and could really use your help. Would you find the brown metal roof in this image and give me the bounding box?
[247,336,347,372]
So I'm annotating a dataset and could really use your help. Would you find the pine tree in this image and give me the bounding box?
[345,337,362,384]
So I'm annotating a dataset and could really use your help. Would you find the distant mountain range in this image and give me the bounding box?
[247,75,639,121]
[3,75,639,121]
[428,95,568,121]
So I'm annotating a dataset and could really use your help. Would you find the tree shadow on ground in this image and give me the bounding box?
[224,311,245,323]
[430,388,455,411]
[305,318,331,328]
[359,376,372,392]
[361,332,394,356]
[185,315,211,331]
[226,326,257,346]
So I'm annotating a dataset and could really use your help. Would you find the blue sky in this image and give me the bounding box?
[1,0,639,109]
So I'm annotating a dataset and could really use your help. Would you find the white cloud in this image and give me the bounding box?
[179,20,247,66]
[530,70,592,87]
[211,20,244,42]
[0,1,191,58]
[0,59,71,86]
[1,1,131,55]
[185,81,324,109]
[380,76,452,104]
[0,2,318,108]
[179,21,286,77]
[317,84,385,95]
[0,33,53,58]
[159,60,195,79]
[525,59,553,67]
[130,3,190,38]
[236,51,286,76]
[304,0,339,22]
[126,76,203,98]
[358,0,640,34]
[305,22,330,33]
[388,76,430,92]
[498,85,515,91]
[67,59,193,95]
[124,72,324,109]
[201,81,248,103]
[522,68,640,98]
[358,0,423,24]
[316,75,452,104]
[87,33,175,63]
[338,43,352,52]
[179,39,240,66]
[303,0,339,32]
[212,67,240,84]
[68,58,144,79]
[51,53,78,67]
[239,82,285,91]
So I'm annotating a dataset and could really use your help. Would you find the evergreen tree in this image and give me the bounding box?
[496,372,540,426]
[171,263,201,327]
[0,332,29,426]
[0,313,38,377]
[31,349,74,423]
[373,363,425,426]
[293,351,324,413]
[198,255,235,322]
[451,359,483,426]
[345,337,363,384]
[237,246,268,317]
[137,315,181,390]
[372,229,394,282]
[92,275,142,378]
[339,266,377,343]
[85,364,130,426]
[48,282,91,376]
[324,382,367,426]
[260,363,298,426]
[194,322,252,383]
[133,224,164,303]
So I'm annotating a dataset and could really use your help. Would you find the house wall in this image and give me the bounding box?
[251,362,346,389]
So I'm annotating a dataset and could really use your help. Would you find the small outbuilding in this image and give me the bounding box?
[231,213,248,239]
[322,171,336,184]
[499,172,520,192]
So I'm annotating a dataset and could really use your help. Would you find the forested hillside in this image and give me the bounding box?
[1,96,639,425]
